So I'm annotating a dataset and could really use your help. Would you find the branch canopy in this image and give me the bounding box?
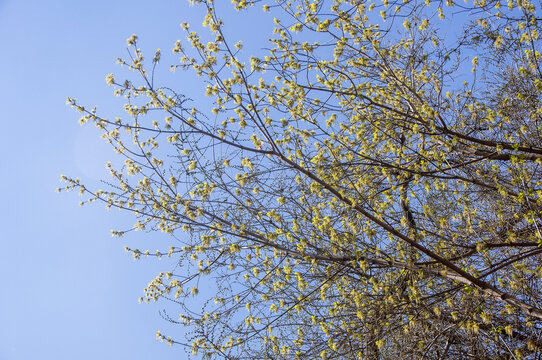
[64,0,542,358]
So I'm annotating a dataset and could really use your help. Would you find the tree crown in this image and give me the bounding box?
[62,0,542,358]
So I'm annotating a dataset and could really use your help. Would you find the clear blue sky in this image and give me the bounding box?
[0,1,240,359]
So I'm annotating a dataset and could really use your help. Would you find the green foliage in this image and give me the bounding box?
[62,0,542,358]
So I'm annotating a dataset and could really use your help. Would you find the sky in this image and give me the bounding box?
[0,1,264,359]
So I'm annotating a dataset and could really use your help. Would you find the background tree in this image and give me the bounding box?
[62,0,542,358]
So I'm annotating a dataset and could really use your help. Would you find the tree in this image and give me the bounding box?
[62,0,542,358]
